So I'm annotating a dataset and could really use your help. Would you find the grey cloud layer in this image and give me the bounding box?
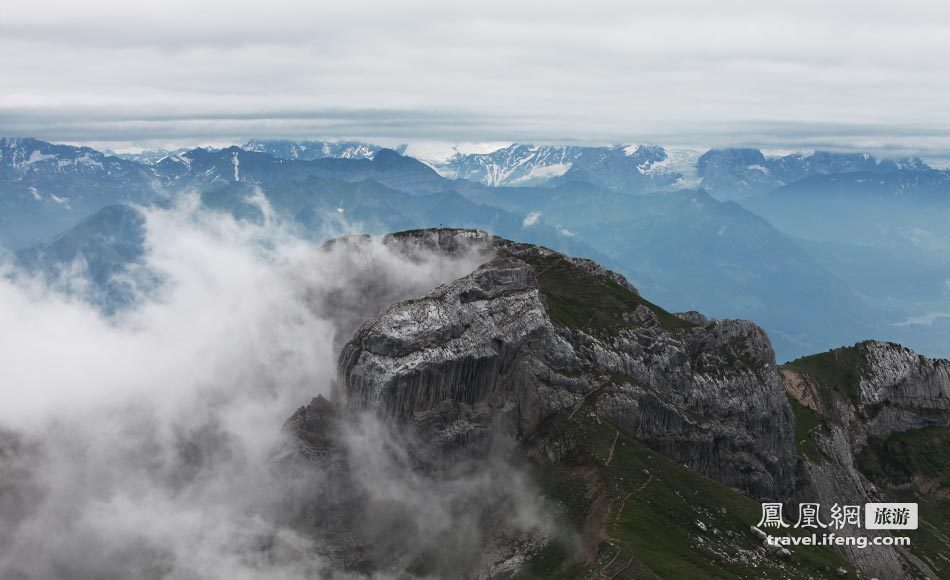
[2,0,949,154]
[0,198,518,578]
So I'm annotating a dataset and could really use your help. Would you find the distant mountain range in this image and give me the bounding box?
[424,143,933,198]
[3,136,950,360]
[117,140,406,165]
[55,136,943,196]
[115,139,940,198]
[697,148,932,199]
[0,137,157,250]
[418,143,702,191]
[242,139,407,161]
[0,140,448,248]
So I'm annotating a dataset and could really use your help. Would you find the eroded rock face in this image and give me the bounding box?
[858,341,950,441]
[783,341,950,579]
[337,229,796,500]
[273,231,950,578]
[783,340,950,452]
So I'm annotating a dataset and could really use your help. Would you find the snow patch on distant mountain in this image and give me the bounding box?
[415,142,694,192]
[232,151,240,182]
[403,141,511,168]
[20,150,56,169]
[167,153,192,169]
[115,148,190,165]
[241,139,402,161]
[509,162,571,185]
[0,137,146,180]
[424,144,586,186]
[419,143,702,191]
[630,146,702,188]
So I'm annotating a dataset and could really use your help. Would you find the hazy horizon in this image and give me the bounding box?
[8,136,950,170]
[3,1,950,161]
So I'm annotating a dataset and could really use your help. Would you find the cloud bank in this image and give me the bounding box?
[2,1,950,158]
[0,200,546,578]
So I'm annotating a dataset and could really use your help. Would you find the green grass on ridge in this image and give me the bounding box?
[514,401,853,579]
[521,253,693,334]
[783,346,867,408]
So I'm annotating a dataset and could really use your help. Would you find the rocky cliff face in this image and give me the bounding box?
[783,341,950,446]
[782,341,950,579]
[337,229,796,501]
[271,229,812,576]
[275,230,946,578]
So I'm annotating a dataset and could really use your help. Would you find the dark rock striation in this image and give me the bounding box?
[275,230,948,578]
[336,228,796,500]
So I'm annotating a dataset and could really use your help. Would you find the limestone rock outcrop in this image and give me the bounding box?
[337,229,796,500]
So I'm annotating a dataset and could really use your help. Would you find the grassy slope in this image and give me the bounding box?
[515,405,852,579]
[505,253,852,577]
[520,253,693,335]
[783,346,866,408]
[402,250,858,578]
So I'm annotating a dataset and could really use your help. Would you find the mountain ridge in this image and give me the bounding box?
[275,229,946,578]
[5,137,950,362]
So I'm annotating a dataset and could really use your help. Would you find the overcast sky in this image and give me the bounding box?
[2,0,949,158]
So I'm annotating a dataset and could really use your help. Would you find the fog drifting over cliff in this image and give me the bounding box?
[0,199,545,578]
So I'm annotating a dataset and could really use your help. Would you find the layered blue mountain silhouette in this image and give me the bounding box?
[4,137,949,360]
